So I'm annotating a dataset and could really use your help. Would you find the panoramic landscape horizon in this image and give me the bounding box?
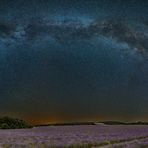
[0,0,148,125]
[0,0,148,147]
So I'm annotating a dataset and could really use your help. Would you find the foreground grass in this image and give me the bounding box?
[64,137,148,148]
[67,136,148,148]
[1,135,148,148]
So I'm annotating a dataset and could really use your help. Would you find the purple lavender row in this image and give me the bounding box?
[0,125,147,147]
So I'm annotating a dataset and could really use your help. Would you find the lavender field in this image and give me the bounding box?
[0,125,148,148]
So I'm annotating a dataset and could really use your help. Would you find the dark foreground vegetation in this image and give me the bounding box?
[0,116,32,129]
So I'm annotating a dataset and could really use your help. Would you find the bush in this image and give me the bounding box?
[0,116,32,129]
[0,123,10,129]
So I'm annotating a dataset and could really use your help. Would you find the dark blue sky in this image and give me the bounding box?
[0,0,148,124]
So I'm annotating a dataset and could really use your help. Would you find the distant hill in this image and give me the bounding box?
[99,121,148,125]
[36,122,95,127]
[0,116,32,129]
[35,121,148,127]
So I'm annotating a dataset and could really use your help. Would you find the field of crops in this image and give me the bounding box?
[0,125,148,147]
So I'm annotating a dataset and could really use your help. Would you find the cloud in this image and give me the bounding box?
[0,21,16,38]
[0,17,148,57]
[90,19,148,56]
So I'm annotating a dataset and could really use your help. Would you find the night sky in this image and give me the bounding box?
[0,0,148,124]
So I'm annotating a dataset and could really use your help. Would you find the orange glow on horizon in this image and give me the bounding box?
[24,115,148,125]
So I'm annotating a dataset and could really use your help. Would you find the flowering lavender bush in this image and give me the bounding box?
[0,125,147,147]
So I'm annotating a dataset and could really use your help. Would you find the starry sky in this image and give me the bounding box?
[0,0,148,124]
